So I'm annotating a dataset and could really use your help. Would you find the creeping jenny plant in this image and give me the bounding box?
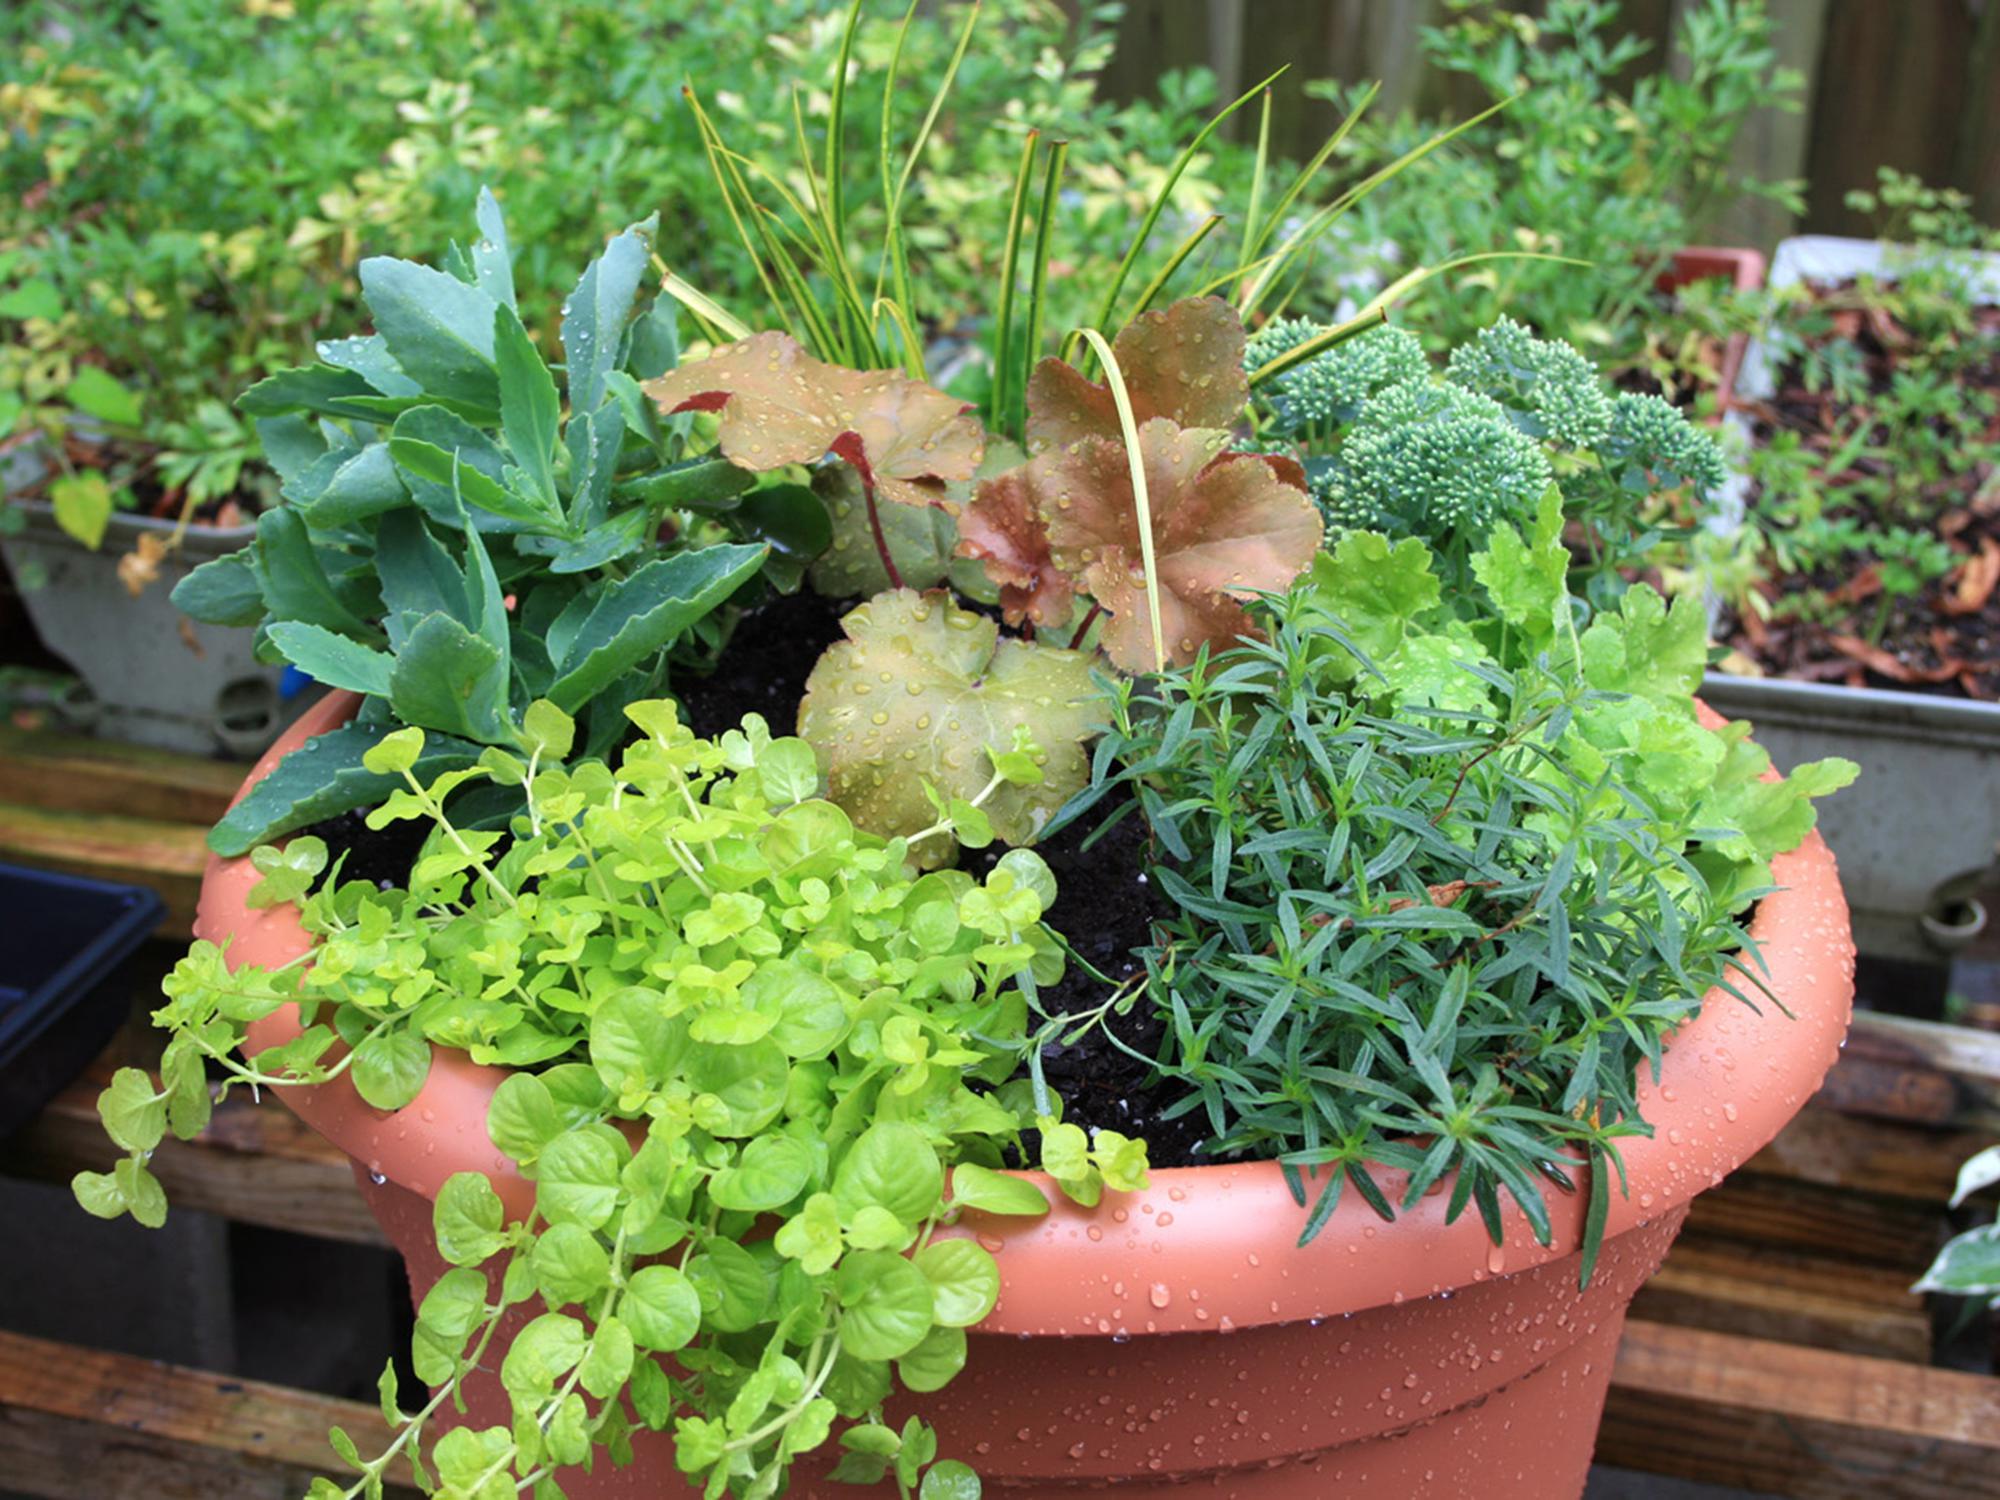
[79,697,1142,1497]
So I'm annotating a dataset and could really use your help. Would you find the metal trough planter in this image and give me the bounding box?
[1706,235,2000,959]
[2,438,283,757]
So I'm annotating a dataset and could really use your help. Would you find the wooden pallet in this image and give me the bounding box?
[0,1327,417,1500]
[0,724,239,935]
[0,724,1996,1497]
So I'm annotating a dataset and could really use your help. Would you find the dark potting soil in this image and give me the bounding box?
[299,805,433,891]
[675,587,854,741]
[968,807,1214,1169]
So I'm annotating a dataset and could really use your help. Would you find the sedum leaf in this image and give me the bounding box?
[358,256,500,413]
[206,721,481,856]
[494,303,559,509]
[266,621,395,699]
[798,590,1099,863]
[545,544,767,711]
[562,221,650,416]
[172,551,264,627]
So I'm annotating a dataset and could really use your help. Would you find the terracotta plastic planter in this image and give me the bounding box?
[1653,245,1767,411]
[202,692,1855,1498]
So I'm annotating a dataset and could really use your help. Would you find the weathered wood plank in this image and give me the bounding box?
[0,1075,385,1249]
[1744,1100,1987,1205]
[0,803,205,935]
[1682,1169,1944,1272]
[0,1328,415,1500]
[1822,1011,2000,1135]
[0,724,242,825]
[1633,1238,1932,1362]
[1599,1319,2000,1499]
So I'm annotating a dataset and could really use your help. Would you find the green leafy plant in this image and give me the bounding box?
[1334,0,1803,363]
[176,197,800,855]
[77,695,1136,1497]
[1052,483,1852,1269]
[1914,1146,2000,1315]
[0,0,1282,527]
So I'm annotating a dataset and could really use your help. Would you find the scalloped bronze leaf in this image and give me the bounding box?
[1024,297,1250,455]
[646,331,984,509]
[1039,419,1320,672]
[955,468,1075,629]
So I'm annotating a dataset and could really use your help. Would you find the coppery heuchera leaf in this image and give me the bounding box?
[1030,419,1319,672]
[646,331,984,509]
[1025,297,1249,455]
[797,589,1099,866]
[954,468,1075,628]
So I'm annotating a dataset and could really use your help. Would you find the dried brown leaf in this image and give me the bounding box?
[117,532,168,598]
[646,331,983,509]
[1024,297,1249,455]
[1827,633,1963,684]
[1944,537,2000,616]
[1425,880,1497,907]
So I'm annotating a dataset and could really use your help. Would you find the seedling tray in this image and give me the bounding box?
[0,863,163,1138]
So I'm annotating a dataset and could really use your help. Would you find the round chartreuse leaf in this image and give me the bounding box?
[708,1134,815,1213]
[623,1265,702,1352]
[834,1250,935,1361]
[832,1121,942,1226]
[913,1240,1000,1328]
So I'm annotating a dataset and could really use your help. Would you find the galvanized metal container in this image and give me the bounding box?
[2,440,282,756]
[1707,235,2000,959]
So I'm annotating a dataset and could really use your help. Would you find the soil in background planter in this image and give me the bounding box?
[11,429,262,529]
[1718,285,1999,700]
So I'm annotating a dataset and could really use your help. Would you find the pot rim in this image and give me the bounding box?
[206,690,1853,1336]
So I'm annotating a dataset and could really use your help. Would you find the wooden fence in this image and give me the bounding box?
[1076,0,2000,253]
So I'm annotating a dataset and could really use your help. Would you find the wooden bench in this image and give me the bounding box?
[0,723,1995,1497]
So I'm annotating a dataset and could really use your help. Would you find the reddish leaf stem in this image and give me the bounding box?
[862,477,904,591]
[1068,599,1103,650]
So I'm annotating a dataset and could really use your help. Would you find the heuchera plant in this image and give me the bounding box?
[958,297,1323,672]
[650,296,1326,862]
[78,697,1147,1497]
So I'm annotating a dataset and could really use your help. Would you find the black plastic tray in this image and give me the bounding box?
[0,863,164,1138]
